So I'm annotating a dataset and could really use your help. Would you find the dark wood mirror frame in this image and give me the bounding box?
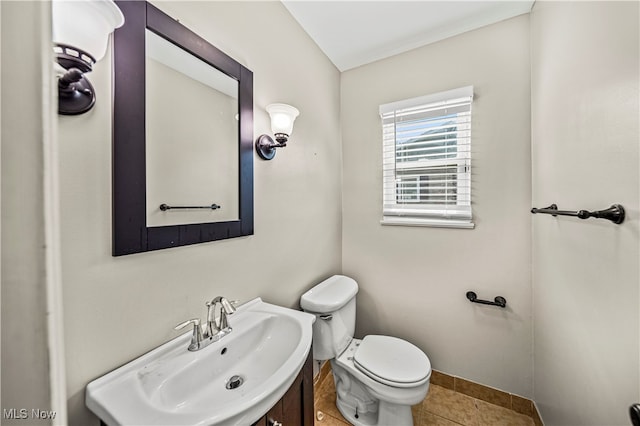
[112,1,253,256]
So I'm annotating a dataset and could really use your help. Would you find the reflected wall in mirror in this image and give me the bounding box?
[145,29,239,227]
[113,1,253,256]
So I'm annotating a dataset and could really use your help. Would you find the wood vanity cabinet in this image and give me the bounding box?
[252,350,314,426]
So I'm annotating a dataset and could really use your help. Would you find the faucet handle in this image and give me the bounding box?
[220,298,236,314]
[174,318,201,331]
[175,318,203,351]
[218,298,236,330]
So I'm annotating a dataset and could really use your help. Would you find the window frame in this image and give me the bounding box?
[379,86,474,229]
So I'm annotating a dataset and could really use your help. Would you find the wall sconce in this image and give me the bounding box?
[255,103,300,160]
[52,0,124,115]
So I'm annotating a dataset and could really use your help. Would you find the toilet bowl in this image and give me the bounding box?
[300,275,431,426]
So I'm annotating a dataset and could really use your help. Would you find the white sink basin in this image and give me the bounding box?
[86,298,315,425]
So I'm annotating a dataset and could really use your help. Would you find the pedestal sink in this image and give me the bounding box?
[86,298,315,425]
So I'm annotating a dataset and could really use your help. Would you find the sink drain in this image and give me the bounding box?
[226,375,244,390]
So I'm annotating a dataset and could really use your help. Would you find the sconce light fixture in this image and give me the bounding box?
[52,0,124,115]
[255,103,300,160]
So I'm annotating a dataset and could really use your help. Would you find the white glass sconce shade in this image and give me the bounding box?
[52,0,124,115]
[255,103,300,160]
[52,0,124,62]
[266,103,300,139]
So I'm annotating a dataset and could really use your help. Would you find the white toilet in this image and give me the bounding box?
[300,275,431,426]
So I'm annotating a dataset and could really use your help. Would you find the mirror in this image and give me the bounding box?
[112,1,253,256]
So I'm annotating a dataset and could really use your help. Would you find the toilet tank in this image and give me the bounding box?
[300,275,359,360]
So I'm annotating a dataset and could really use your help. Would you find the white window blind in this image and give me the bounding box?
[380,86,474,228]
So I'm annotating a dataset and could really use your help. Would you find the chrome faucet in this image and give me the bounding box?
[175,296,237,352]
[207,296,236,334]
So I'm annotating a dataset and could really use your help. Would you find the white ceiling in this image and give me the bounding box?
[282,1,534,71]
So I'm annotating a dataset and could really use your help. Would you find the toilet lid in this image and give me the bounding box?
[353,335,431,387]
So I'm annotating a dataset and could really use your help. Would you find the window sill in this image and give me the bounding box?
[380,217,475,229]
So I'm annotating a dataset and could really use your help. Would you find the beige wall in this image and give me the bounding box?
[531,2,640,425]
[56,2,341,424]
[341,15,533,397]
[1,1,56,424]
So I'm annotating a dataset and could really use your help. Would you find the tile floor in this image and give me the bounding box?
[314,371,534,426]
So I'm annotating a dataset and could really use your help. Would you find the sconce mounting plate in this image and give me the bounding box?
[55,44,97,115]
[255,134,277,160]
[58,74,96,115]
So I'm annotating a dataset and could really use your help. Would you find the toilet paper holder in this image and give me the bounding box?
[466,291,506,308]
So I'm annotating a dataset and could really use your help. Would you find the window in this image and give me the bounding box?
[380,86,474,228]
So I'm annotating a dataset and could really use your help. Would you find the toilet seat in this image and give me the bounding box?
[353,335,431,388]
